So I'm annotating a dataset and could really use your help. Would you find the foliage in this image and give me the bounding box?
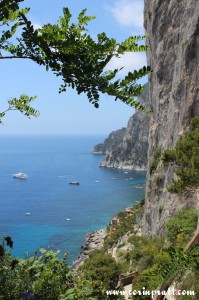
[127,235,165,271]
[0,235,122,300]
[80,250,122,300]
[162,149,176,164]
[0,237,74,300]
[162,116,199,193]
[0,95,39,124]
[0,0,151,122]
[1,205,198,300]
[129,209,198,299]
[60,277,98,300]
[179,270,199,300]
[103,201,144,250]
[74,205,197,300]
[166,209,198,247]
[134,244,199,300]
[129,237,168,300]
[132,267,163,300]
[157,245,199,283]
[149,148,161,174]
[141,209,198,297]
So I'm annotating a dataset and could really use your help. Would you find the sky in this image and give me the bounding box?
[0,0,147,135]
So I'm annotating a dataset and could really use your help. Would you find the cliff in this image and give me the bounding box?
[142,0,199,236]
[93,84,150,171]
[92,128,126,154]
[79,1,199,297]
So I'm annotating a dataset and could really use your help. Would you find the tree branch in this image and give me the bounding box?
[0,56,32,59]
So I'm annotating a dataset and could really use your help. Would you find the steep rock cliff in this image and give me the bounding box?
[95,84,150,171]
[142,0,199,236]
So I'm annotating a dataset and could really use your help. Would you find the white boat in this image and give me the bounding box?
[13,172,28,180]
[25,212,31,216]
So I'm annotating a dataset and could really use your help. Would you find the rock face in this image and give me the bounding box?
[94,84,150,171]
[142,0,199,236]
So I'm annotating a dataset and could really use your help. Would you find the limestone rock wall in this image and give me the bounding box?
[142,0,199,236]
[98,84,150,171]
[99,108,149,171]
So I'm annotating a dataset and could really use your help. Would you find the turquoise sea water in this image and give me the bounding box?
[0,135,146,264]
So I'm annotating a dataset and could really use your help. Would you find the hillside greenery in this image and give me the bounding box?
[79,204,198,300]
[79,250,123,300]
[149,148,161,174]
[1,2,198,300]
[166,209,198,247]
[0,239,70,300]
[0,200,198,300]
[162,116,199,193]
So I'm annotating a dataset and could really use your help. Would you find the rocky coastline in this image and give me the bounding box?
[72,229,106,271]
[93,84,150,171]
[99,162,147,171]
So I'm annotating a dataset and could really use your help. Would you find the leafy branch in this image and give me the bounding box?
[0,94,39,124]
[0,0,151,123]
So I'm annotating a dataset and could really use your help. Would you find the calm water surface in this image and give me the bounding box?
[0,135,146,263]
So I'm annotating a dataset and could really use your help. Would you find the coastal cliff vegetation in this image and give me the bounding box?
[1,0,199,299]
[162,116,199,193]
[2,114,194,300]
[0,202,198,299]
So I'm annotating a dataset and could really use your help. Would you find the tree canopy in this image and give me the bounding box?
[0,0,150,123]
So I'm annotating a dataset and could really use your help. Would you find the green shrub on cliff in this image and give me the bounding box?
[166,209,198,247]
[129,209,198,299]
[149,148,161,174]
[103,201,144,250]
[80,250,122,299]
[127,235,165,273]
[180,270,199,300]
[162,116,199,193]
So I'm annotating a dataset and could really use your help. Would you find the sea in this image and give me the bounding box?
[0,135,146,264]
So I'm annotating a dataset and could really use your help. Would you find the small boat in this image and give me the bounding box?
[66,218,71,221]
[69,181,80,185]
[13,172,28,180]
[25,212,31,216]
[94,180,99,183]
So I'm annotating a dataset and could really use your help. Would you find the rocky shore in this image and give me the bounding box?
[72,229,106,271]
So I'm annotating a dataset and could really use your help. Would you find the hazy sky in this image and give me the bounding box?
[1,0,147,135]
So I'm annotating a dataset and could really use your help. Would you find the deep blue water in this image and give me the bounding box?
[0,135,146,264]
